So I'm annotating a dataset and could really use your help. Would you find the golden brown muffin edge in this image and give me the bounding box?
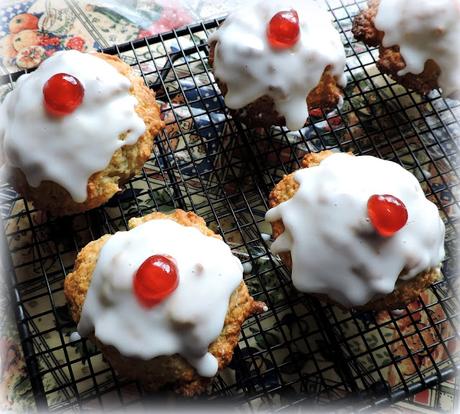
[209,43,344,128]
[351,0,442,95]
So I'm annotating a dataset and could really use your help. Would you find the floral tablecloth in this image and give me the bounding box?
[0,0,458,412]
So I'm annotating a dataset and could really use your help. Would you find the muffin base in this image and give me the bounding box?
[64,209,265,395]
[209,43,344,129]
[352,0,442,96]
[268,150,442,311]
[12,53,164,216]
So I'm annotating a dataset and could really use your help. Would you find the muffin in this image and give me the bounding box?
[0,50,164,216]
[208,0,347,130]
[64,209,265,396]
[265,151,445,310]
[352,0,460,96]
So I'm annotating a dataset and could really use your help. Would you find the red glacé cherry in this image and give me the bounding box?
[133,255,179,308]
[43,73,84,116]
[267,9,300,49]
[367,194,408,237]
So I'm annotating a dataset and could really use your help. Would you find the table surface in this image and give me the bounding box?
[0,0,457,412]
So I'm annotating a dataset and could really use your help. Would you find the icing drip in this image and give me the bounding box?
[374,0,460,96]
[78,219,243,377]
[265,153,445,307]
[209,0,347,130]
[0,50,146,202]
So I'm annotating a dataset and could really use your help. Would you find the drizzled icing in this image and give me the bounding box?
[265,153,445,307]
[0,50,146,202]
[78,219,243,377]
[209,0,347,130]
[374,0,460,96]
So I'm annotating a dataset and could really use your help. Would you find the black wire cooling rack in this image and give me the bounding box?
[1,0,459,411]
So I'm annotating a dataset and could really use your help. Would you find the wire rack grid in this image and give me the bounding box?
[1,0,459,411]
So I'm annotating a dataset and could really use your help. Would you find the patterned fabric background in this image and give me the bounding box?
[0,0,458,412]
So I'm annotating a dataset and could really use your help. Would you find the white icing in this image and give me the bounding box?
[209,0,347,130]
[69,332,81,343]
[0,50,146,202]
[78,219,243,377]
[374,0,460,96]
[261,233,271,241]
[242,262,253,274]
[265,153,445,307]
